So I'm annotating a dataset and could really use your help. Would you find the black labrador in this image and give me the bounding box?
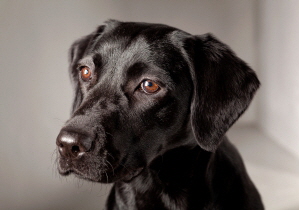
[56,20,264,210]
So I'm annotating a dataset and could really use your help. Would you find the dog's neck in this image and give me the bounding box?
[108,146,213,210]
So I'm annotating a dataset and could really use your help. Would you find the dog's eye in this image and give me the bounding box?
[141,80,160,94]
[80,66,92,81]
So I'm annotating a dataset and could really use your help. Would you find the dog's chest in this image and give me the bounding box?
[111,181,188,210]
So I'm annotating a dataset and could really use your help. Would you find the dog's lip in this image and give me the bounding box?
[58,166,92,180]
[57,153,145,182]
[57,159,75,176]
[58,167,73,176]
[58,163,144,183]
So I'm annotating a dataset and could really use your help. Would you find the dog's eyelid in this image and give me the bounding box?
[141,78,164,86]
[77,64,91,71]
[77,65,83,71]
[77,57,95,71]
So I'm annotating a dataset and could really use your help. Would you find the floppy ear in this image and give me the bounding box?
[68,26,105,113]
[189,34,260,152]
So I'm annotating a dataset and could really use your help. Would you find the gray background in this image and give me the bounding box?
[1,1,298,209]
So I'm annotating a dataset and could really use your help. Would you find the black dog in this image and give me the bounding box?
[56,20,264,210]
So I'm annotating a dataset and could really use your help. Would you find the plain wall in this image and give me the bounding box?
[257,0,299,159]
[0,1,258,209]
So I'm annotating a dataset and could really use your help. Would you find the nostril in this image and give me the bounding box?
[71,145,80,154]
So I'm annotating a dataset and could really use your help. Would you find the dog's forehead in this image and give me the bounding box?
[91,22,190,71]
[99,26,169,55]
[98,35,151,68]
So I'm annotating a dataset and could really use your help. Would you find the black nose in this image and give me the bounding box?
[56,129,93,159]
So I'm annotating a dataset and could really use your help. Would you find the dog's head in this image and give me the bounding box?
[56,20,259,182]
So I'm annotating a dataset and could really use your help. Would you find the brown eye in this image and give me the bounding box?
[141,80,160,94]
[80,66,92,81]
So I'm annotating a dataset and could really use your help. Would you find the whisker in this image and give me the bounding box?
[51,149,61,179]
[105,131,113,137]
[105,171,109,184]
[105,160,115,175]
[107,152,115,160]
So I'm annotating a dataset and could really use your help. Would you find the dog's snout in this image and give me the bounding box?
[56,130,93,159]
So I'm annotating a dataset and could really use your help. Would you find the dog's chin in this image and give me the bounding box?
[58,166,109,182]
[58,165,144,183]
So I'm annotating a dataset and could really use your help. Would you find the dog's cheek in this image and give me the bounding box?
[155,101,178,128]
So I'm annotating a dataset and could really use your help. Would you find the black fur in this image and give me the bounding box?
[56,20,264,210]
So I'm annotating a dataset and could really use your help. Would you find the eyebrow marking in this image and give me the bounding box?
[126,62,148,79]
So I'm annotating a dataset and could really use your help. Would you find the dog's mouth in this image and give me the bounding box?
[57,155,144,183]
[57,157,112,182]
[58,167,100,182]
[57,162,74,176]
[58,168,73,176]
